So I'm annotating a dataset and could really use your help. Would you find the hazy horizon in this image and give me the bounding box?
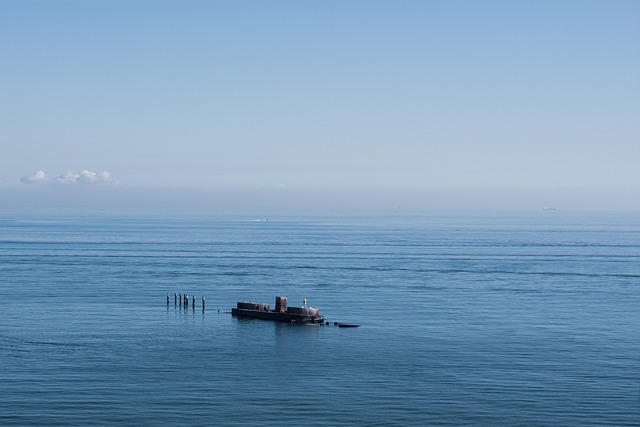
[1,184,638,215]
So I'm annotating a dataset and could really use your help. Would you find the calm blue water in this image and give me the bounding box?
[0,211,638,426]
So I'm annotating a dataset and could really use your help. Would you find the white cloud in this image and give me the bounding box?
[54,171,78,184]
[21,170,49,184]
[21,170,120,185]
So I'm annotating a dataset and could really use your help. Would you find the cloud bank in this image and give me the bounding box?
[21,170,120,185]
[21,170,48,184]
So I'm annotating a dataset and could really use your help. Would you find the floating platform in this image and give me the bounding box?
[231,296,324,324]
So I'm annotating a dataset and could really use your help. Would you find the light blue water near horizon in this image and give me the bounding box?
[0,211,639,426]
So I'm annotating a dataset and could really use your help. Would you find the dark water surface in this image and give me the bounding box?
[1,212,639,426]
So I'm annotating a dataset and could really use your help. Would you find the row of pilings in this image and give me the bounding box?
[167,293,205,311]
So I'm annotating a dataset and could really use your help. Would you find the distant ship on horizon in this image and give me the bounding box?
[543,207,557,211]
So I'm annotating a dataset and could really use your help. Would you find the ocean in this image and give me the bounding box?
[0,211,638,426]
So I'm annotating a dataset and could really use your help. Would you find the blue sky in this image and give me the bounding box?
[1,1,639,210]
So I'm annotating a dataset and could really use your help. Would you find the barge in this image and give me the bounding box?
[231,296,324,324]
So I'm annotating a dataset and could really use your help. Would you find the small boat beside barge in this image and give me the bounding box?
[231,296,324,324]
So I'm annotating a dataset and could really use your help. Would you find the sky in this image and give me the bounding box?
[1,0,639,212]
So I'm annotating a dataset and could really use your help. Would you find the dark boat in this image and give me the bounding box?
[231,296,325,324]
